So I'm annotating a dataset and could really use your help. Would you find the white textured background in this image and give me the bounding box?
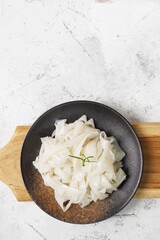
[0,0,160,239]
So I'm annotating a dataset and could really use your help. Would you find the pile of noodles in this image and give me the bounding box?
[33,115,126,211]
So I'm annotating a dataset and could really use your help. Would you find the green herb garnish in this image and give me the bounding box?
[69,154,96,167]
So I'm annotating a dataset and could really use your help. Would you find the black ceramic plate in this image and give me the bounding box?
[21,101,143,224]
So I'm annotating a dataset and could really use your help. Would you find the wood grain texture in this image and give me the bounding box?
[0,123,160,201]
[0,126,31,201]
[132,123,160,198]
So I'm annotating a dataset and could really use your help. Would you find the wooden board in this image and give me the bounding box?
[0,123,160,201]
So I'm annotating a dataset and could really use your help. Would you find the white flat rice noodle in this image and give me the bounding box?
[33,115,126,211]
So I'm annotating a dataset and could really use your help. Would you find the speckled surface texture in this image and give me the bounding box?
[21,101,143,223]
[0,0,160,239]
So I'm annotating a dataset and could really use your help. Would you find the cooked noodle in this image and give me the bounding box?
[33,115,126,211]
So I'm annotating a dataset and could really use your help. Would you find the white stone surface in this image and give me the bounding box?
[0,0,160,239]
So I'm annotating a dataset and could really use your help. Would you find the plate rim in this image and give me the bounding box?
[20,100,143,223]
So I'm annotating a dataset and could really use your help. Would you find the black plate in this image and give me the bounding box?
[21,101,143,224]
